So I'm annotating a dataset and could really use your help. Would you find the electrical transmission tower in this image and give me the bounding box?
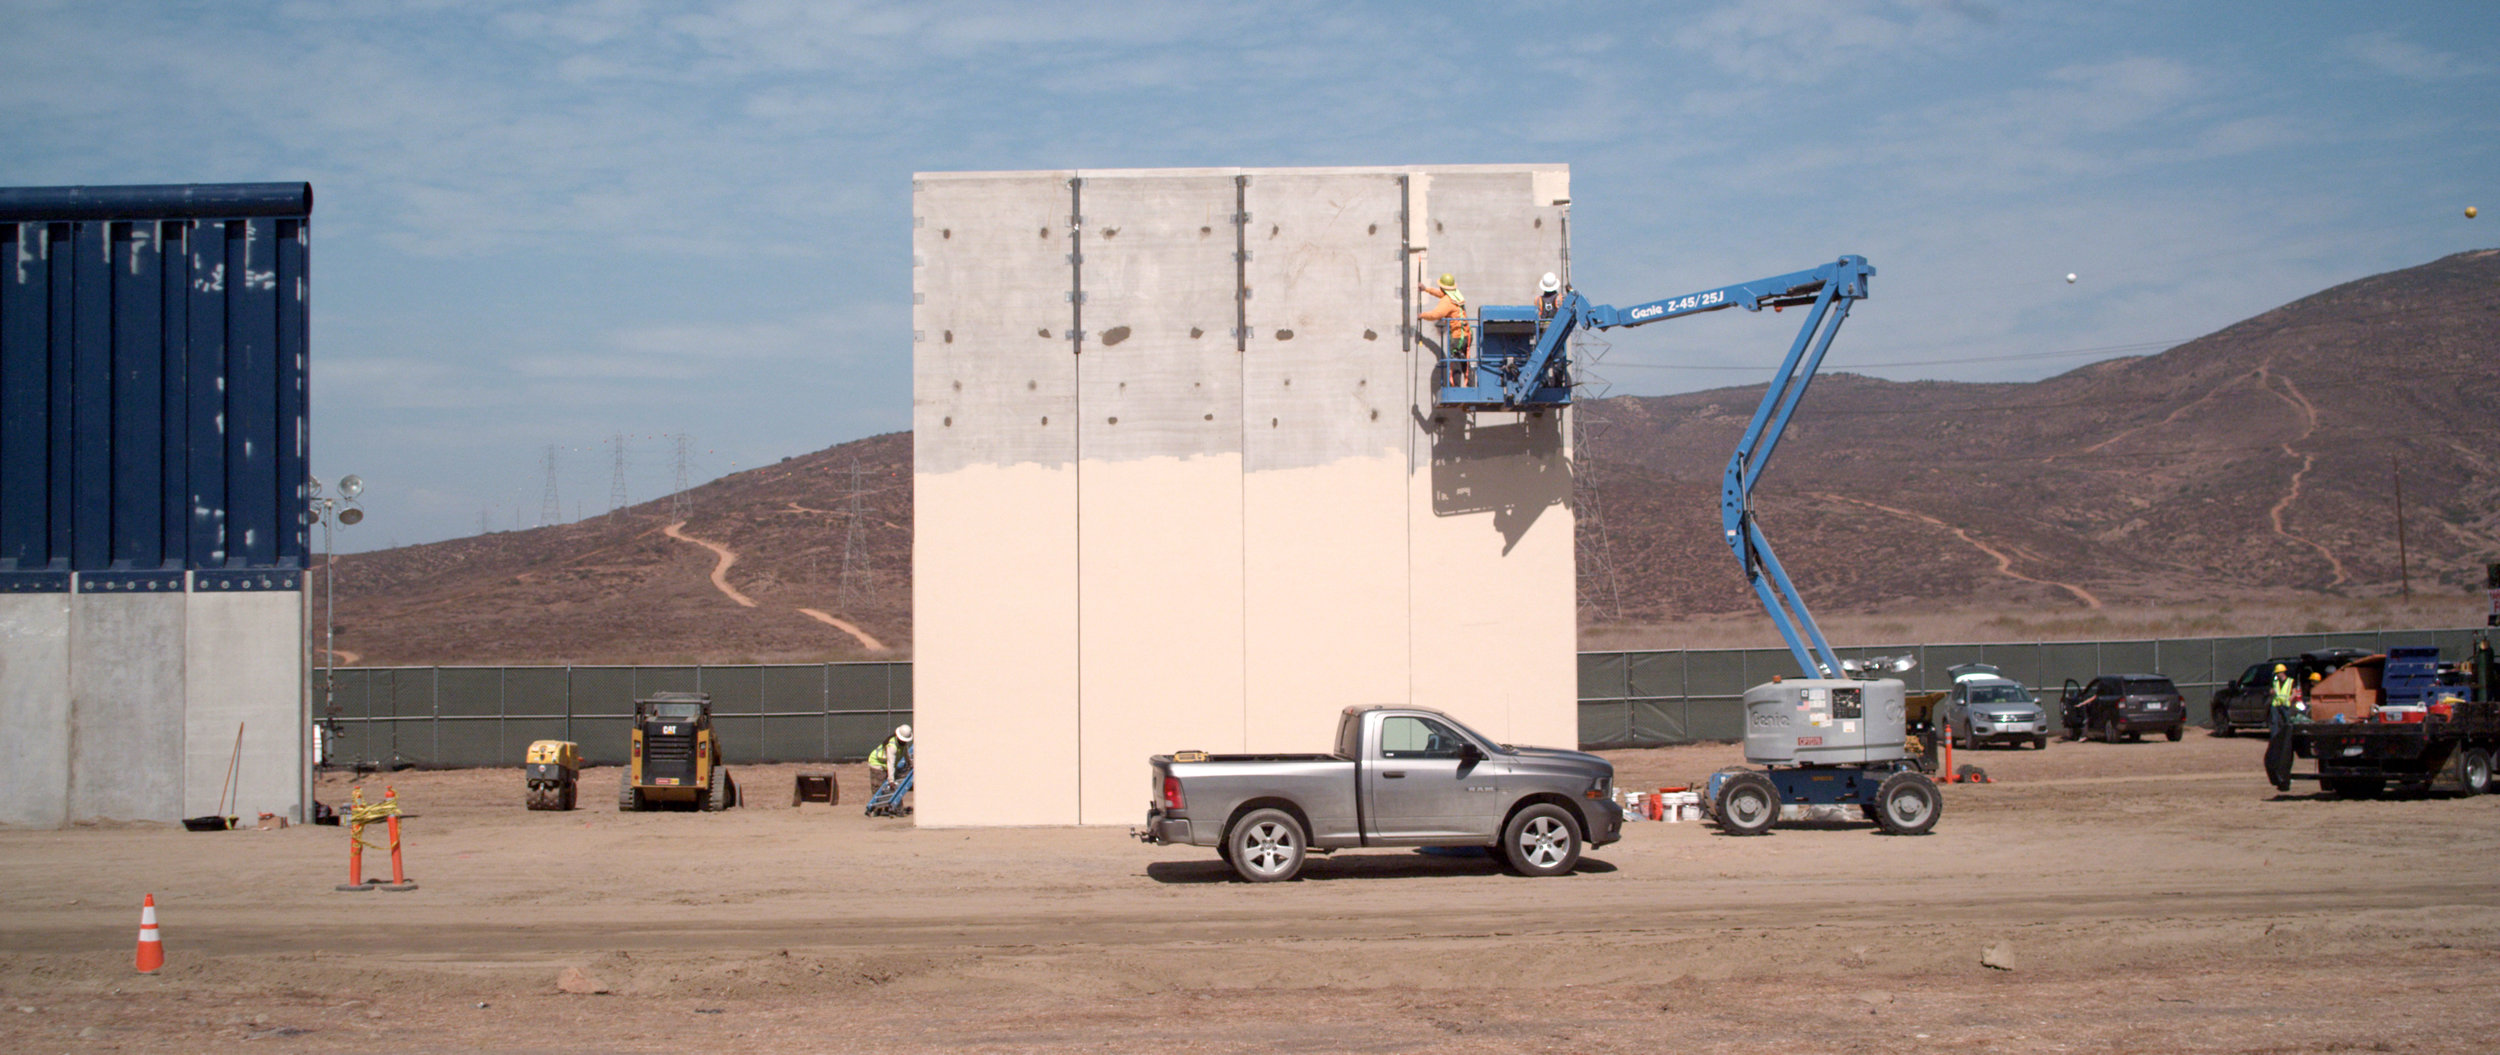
[837,460,873,610]
[539,444,561,527]
[669,433,693,522]
[608,433,629,518]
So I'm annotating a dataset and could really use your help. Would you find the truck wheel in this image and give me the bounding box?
[2211,712,2235,737]
[2032,735,2049,751]
[2102,721,2122,745]
[617,769,641,812]
[1874,771,1941,835]
[2165,725,2183,742]
[1713,771,1779,837]
[2456,748,2491,796]
[1227,808,1307,882]
[1501,803,1582,877]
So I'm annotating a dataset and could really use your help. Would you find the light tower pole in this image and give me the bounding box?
[310,474,365,768]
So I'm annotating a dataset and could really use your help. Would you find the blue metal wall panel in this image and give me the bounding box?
[0,225,50,567]
[0,184,311,579]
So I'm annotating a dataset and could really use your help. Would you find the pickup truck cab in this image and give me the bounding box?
[1137,706,1622,882]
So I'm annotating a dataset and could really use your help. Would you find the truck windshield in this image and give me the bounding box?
[2122,678,2175,697]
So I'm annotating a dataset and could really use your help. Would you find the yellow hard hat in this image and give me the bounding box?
[2274,664,2287,673]
[1438,273,1458,290]
[2309,672,2322,681]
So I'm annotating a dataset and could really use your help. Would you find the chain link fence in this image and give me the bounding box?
[318,662,910,768]
[1577,627,2496,749]
[315,629,2492,764]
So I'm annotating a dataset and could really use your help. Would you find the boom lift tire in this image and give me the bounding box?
[1873,770,1941,835]
[1227,808,1307,883]
[1713,771,1780,837]
[617,769,642,812]
[1500,803,1583,877]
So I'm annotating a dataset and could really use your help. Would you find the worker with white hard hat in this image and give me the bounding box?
[868,724,914,792]
[1537,271,1564,321]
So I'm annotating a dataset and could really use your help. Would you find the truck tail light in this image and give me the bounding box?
[1162,775,1185,810]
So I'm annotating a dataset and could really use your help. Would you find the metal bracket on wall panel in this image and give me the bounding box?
[0,571,72,593]
[195,569,303,591]
[1234,176,1250,353]
[76,570,187,593]
[1065,290,1086,303]
[1233,250,1251,263]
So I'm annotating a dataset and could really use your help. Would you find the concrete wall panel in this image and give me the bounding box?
[69,592,185,822]
[1073,174,1246,823]
[0,593,72,827]
[1405,168,1577,750]
[913,173,1082,826]
[1240,172,1413,750]
[183,589,304,821]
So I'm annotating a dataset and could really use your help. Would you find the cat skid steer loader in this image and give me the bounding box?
[619,692,741,811]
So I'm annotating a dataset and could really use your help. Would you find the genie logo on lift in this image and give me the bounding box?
[1628,305,1665,321]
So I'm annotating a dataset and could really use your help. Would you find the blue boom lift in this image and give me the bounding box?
[1442,255,1942,834]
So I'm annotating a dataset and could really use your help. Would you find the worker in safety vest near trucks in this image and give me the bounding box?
[2264,664,2300,790]
[1418,273,1472,387]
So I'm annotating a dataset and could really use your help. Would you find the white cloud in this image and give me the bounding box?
[2343,30,2486,82]
[1668,0,1989,83]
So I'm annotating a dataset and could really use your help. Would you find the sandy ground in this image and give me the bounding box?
[5,733,2499,1053]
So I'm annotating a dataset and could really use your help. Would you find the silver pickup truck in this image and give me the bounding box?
[1136,705,1623,882]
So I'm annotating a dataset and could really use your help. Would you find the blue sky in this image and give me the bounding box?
[4,1,2493,550]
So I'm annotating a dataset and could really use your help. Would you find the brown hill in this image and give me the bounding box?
[1575,247,2500,632]
[330,250,2500,665]
[329,432,910,666]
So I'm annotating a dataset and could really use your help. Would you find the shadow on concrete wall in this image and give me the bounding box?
[1416,407,1566,554]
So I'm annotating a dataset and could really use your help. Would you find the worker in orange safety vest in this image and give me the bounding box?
[1418,272,1472,387]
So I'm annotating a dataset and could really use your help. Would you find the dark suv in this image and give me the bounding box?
[2060,674,2186,743]
[2207,649,2369,735]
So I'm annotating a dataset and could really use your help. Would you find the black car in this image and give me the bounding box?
[2061,674,2186,743]
[2208,649,2369,735]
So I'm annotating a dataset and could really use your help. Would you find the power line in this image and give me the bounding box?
[669,432,693,522]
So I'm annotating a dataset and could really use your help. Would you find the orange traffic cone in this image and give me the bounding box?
[134,894,164,973]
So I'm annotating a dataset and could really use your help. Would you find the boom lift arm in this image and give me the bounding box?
[1441,255,1875,677]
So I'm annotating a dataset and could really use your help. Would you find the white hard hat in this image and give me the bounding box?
[894,724,914,743]
[1539,272,1560,293]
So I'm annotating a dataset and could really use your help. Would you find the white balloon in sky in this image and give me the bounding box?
[2065,273,2078,284]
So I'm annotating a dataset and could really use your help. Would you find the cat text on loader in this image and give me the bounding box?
[619,692,742,811]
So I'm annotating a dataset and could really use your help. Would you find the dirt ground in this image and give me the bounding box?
[5,732,2498,1054]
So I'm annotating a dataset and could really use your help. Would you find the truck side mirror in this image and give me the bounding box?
[1459,741,1484,762]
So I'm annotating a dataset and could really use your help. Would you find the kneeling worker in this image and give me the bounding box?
[868,724,913,790]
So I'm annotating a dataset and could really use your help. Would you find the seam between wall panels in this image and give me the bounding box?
[1399,175,1415,710]
[1068,176,1085,820]
[1235,175,1249,749]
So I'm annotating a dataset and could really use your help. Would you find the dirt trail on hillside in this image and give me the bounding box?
[797,608,887,652]
[5,738,2497,1053]
[2258,365,2351,585]
[664,521,759,608]
[666,521,885,651]
[1817,493,2102,607]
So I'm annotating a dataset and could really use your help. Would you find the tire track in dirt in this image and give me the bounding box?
[668,521,886,651]
[664,521,757,607]
[2256,365,2350,585]
[1813,493,2102,608]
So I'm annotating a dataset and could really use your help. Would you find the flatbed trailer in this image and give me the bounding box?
[2270,699,2500,798]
